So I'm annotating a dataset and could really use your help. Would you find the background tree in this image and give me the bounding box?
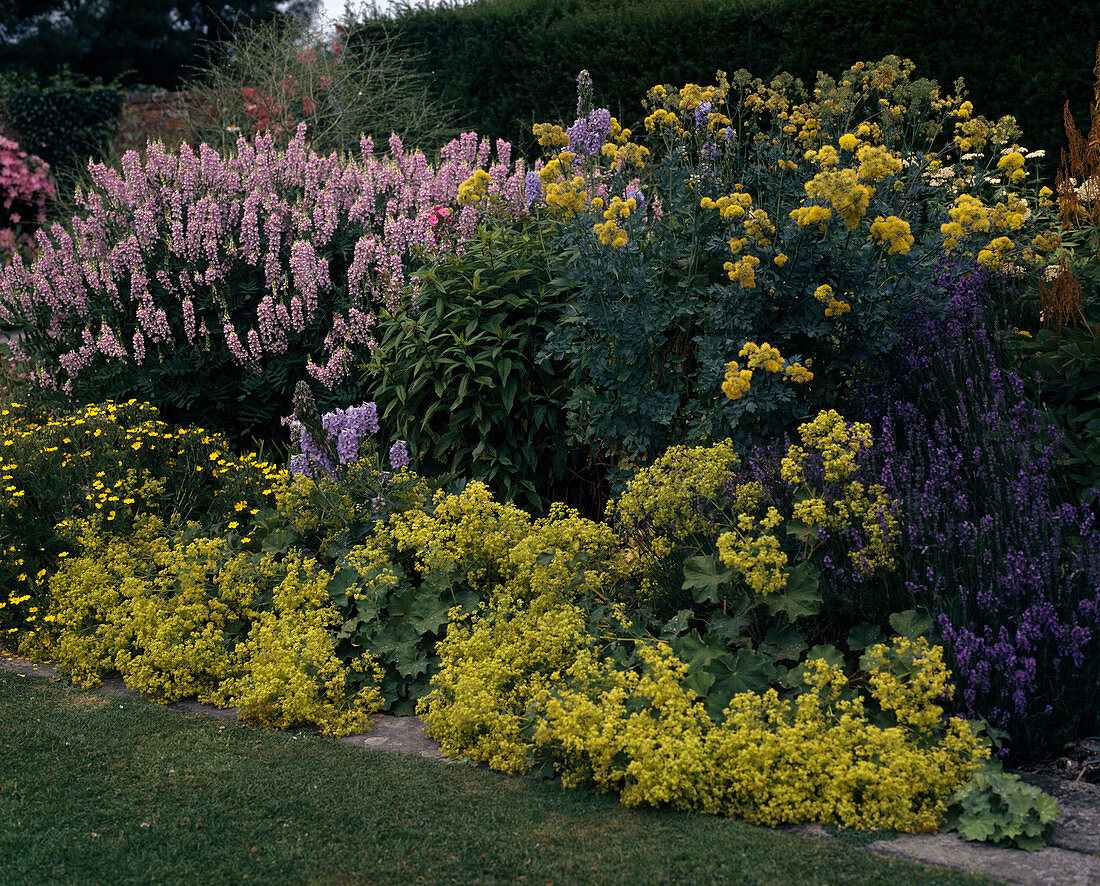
[0,0,320,89]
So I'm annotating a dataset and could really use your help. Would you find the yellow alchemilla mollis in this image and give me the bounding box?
[716,507,788,595]
[505,504,625,601]
[606,439,743,547]
[365,482,532,590]
[229,552,384,737]
[781,409,874,485]
[419,587,594,773]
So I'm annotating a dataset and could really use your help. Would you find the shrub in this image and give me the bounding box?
[42,515,383,736]
[0,398,285,647]
[850,263,1100,762]
[181,16,462,159]
[534,59,1057,460]
[0,137,55,265]
[0,126,528,447]
[3,70,122,183]
[360,216,581,514]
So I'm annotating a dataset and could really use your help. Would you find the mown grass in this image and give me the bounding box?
[0,670,997,886]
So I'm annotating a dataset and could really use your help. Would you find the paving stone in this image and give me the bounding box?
[1018,774,1100,857]
[867,833,1100,886]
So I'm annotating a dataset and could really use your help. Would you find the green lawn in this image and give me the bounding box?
[0,671,997,886]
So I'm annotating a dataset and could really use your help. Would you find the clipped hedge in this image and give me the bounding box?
[348,0,1100,175]
[4,83,122,178]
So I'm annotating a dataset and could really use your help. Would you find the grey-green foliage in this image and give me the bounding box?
[942,766,1061,851]
[181,14,464,159]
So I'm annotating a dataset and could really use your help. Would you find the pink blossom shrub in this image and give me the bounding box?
[0,124,527,443]
[0,137,55,265]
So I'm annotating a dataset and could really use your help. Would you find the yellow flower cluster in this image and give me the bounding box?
[457,169,491,206]
[716,507,788,594]
[722,343,813,401]
[593,218,628,247]
[743,209,776,246]
[804,168,873,230]
[43,516,382,736]
[700,189,753,220]
[813,283,851,318]
[869,214,915,254]
[996,151,1027,184]
[429,605,987,831]
[644,108,684,136]
[723,254,760,288]
[531,122,570,147]
[722,361,753,399]
[779,411,899,575]
[790,204,833,230]
[537,152,588,217]
[855,144,904,183]
[606,439,743,550]
[976,235,1017,268]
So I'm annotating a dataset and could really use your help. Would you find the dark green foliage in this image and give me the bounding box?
[359,219,582,514]
[350,0,1100,177]
[3,73,122,180]
[328,561,482,715]
[0,0,317,90]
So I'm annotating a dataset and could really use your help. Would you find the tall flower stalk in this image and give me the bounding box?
[0,125,528,442]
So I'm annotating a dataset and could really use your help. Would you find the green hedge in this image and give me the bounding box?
[4,82,122,177]
[348,0,1100,177]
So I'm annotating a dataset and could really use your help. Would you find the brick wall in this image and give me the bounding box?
[110,91,192,155]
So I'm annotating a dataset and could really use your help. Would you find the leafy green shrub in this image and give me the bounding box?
[339,483,621,714]
[3,69,122,188]
[181,15,461,159]
[42,514,384,736]
[0,122,528,449]
[942,766,1060,851]
[360,218,581,514]
[535,58,1057,460]
[0,398,285,648]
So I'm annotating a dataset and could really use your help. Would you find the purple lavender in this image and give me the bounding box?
[845,260,1100,761]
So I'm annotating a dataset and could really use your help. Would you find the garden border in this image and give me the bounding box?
[3,649,1098,886]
